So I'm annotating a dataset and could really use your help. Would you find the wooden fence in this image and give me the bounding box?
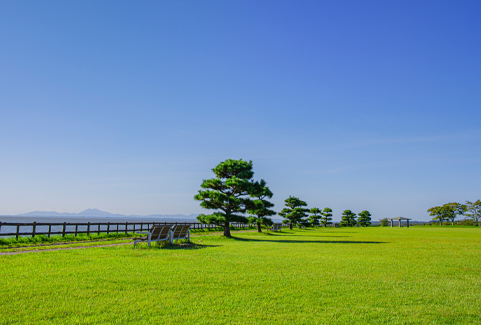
[0,221,252,239]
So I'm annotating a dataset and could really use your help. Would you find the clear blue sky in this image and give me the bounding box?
[1,1,480,221]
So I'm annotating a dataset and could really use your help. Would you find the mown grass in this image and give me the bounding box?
[1,227,480,324]
[0,232,135,247]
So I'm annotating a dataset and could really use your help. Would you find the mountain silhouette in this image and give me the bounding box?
[16,209,199,219]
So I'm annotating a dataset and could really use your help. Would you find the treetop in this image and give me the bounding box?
[212,159,254,180]
[284,196,308,208]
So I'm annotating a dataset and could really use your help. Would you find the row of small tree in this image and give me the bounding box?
[194,159,373,236]
[427,200,481,226]
[276,196,372,228]
[277,196,332,229]
[339,210,372,227]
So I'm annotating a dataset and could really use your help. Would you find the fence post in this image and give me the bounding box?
[16,224,20,239]
[32,222,37,238]
[62,222,66,237]
[125,222,128,234]
[116,223,119,233]
[133,223,136,233]
[140,222,143,231]
[107,222,110,235]
[87,222,90,236]
[97,223,100,235]
[48,224,52,238]
[75,224,78,236]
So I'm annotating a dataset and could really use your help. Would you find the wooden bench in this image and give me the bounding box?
[270,223,282,232]
[170,224,191,244]
[133,224,173,247]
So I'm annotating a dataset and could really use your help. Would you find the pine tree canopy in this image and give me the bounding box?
[320,207,333,227]
[357,210,372,227]
[247,180,276,232]
[278,196,309,229]
[340,209,357,227]
[309,208,322,226]
[195,159,258,236]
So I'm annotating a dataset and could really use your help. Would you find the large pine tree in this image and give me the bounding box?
[195,159,257,237]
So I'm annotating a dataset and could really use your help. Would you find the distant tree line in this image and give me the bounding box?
[427,200,480,226]
[277,197,371,229]
[194,159,373,236]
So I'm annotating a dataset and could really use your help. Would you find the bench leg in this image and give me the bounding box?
[148,241,151,248]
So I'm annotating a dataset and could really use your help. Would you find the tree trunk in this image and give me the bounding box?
[256,222,262,233]
[289,222,293,230]
[223,221,231,237]
[439,219,442,226]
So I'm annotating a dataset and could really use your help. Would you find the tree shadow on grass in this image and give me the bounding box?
[133,242,222,250]
[230,237,385,244]
[264,232,351,238]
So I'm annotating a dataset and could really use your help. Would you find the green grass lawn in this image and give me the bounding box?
[1,227,480,324]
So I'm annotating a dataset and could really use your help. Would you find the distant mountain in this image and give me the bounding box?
[16,208,199,220]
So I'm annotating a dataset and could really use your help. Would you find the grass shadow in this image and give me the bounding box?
[265,233,351,238]
[252,232,351,238]
[230,237,385,244]
[133,241,222,250]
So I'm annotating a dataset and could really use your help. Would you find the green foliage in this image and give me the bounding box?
[428,206,448,225]
[357,210,372,227]
[195,159,257,237]
[0,232,135,247]
[298,220,311,228]
[445,202,467,224]
[379,218,389,227]
[455,219,474,226]
[465,199,481,226]
[309,207,322,226]
[428,202,466,225]
[247,216,273,229]
[340,209,357,227]
[278,196,309,229]
[320,207,333,227]
[247,180,276,232]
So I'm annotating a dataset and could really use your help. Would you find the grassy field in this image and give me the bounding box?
[1,227,480,324]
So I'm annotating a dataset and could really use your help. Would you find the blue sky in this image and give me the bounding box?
[1,1,480,221]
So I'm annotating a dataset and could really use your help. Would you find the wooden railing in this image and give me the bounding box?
[0,221,252,239]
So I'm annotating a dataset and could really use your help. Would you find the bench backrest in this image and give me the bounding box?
[151,224,174,240]
[171,224,190,239]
